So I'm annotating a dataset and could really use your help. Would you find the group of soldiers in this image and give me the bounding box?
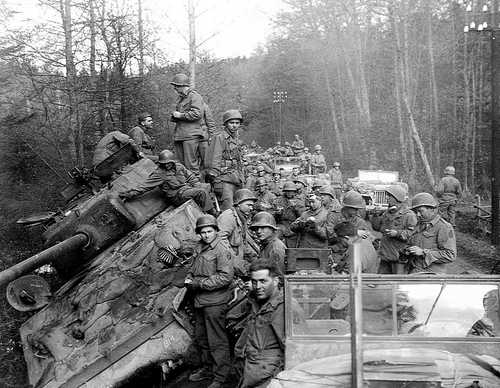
[91,72,463,388]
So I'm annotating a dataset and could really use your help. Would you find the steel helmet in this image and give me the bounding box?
[234,189,257,205]
[255,177,267,187]
[222,109,243,124]
[138,112,152,123]
[411,192,438,209]
[195,214,218,233]
[293,179,306,188]
[257,165,265,172]
[333,161,341,167]
[319,186,336,198]
[385,186,407,203]
[250,211,277,230]
[158,150,175,164]
[314,145,322,151]
[170,73,190,86]
[282,181,297,191]
[444,166,455,175]
[342,190,366,209]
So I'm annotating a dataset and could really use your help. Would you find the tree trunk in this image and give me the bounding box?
[138,0,144,76]
[322,62,344,158]
[188,0,196,87]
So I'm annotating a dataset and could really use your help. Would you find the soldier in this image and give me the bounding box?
[405,192,456,274]
[198,102,217,175]
[119,150,214,214]
[310,145,327,174]
[330,221,380,274]
[254,177,277,212]
[170,73,205,173]
[274,181,305,248]
[435,165,462,227]
[373,186,417,274]
[328,161,343,200]
[92,130,142,168]
[205,110,245,211]
[318,186,341,212]
[185,215,234,388]
[291,134,304,153]
[128,112,156,157]
[290,193,330,248]
[292,178,308,206]
[300,147,311,173]
[250,212,286,273]
[217,188,260,277]
[290,166,301,181]
[340,190,372,237]
[268,170,283,197]
[235,259,284,388]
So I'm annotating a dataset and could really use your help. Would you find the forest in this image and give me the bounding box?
[0,0,493,246]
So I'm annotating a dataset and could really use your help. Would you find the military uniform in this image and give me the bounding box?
[198,102,217,172]
[217,208,259,276]
[274,196,304,247]
[128,125,155,155]
[235,290,284,388]
[254,191,277,213]
[122,161,213,212]
[374,207,417,274]
[258,236,286,273]
[290,207,331,248]
[436,175,462,226]
[328,168,343,199]
[172,88,205,172]
[408,214,456,274]
[92,130,139,166]
[187,236,234,385]
[310,153,327,174]
[206,130,245,210]
[268,179,283,197]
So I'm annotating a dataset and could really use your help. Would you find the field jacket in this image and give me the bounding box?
[172,88,204,141]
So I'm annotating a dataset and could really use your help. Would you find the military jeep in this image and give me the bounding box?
[269,246,500,388]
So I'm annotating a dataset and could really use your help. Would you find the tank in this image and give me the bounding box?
[2,153,205,387]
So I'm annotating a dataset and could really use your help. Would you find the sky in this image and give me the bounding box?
[2,0,287,62]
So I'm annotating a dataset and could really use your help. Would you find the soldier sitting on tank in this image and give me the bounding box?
[405,192,456,274]
[330,221,380,274]
[290,193,331,248]
[184,215,234,388]
[254,178,277,213]
[119,150,215,214]
[92,130,143,177]
[205,109,245,211]
[372,186,417,275]
[310,144,327,174]
[250,212,286,273]
[128,112,156,158]
[217,189,260,279]
[274,181,305,248]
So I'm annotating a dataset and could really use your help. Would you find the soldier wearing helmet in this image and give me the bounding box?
[339,190,373,239]
[254,177,277,212]
[372,186,417,274]
[274,181,306,247]
[435,165,462,226]
[128,112,156,157]
[268,170,283,197]
[290,193,332,248]
[92,130,142,175]
[327,161,343,200]
[205,109,245,211]
[250,212,286,272]
[310,144,327,174]
[319,186,341,212]
[217,188,260,277]
[185,214,234,386]
[405,192,456,274]
[170,73,207,174]
[119,149,215,214]
[291,134,304,154]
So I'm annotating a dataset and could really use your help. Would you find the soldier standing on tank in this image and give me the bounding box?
[373,186,417,274]
[435,166,462,227]
[185,215,234,388]
[119,150,215,214]
[405,192,456,274]
[254,178,277,213]
[235,259,284,388]
[205,109,245,211]
[310,145,327,174]
[170,73,206,174]
[218,189,260,278]
[290,193,331,248]
[274,181,305,248]
[327,161,343,200]
[300,147,311,173]
[250,212,286,273]
[128,112,156,157]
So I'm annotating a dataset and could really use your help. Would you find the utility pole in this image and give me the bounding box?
[188,0,196,88]
[465,0,500,245]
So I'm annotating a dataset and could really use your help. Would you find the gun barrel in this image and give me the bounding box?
[0,233,88,287]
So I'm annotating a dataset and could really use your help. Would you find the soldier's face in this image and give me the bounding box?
[254,226,274,241]
[141,117,153,129]
[307,196,321,210]
[257,184,266,193]
[226,119,241,132]
[238,200,254,215]
[414,206,435,222]
[251,269,278,301]
[199,226,217,244]
[387,194,399,209]
[284,190,295,199]
[320,194,331,206]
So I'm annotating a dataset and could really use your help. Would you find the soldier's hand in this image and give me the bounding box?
[407,246,424,256]
[357,230,370,239]
[384,229,398,238]
[172,111,183,119]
